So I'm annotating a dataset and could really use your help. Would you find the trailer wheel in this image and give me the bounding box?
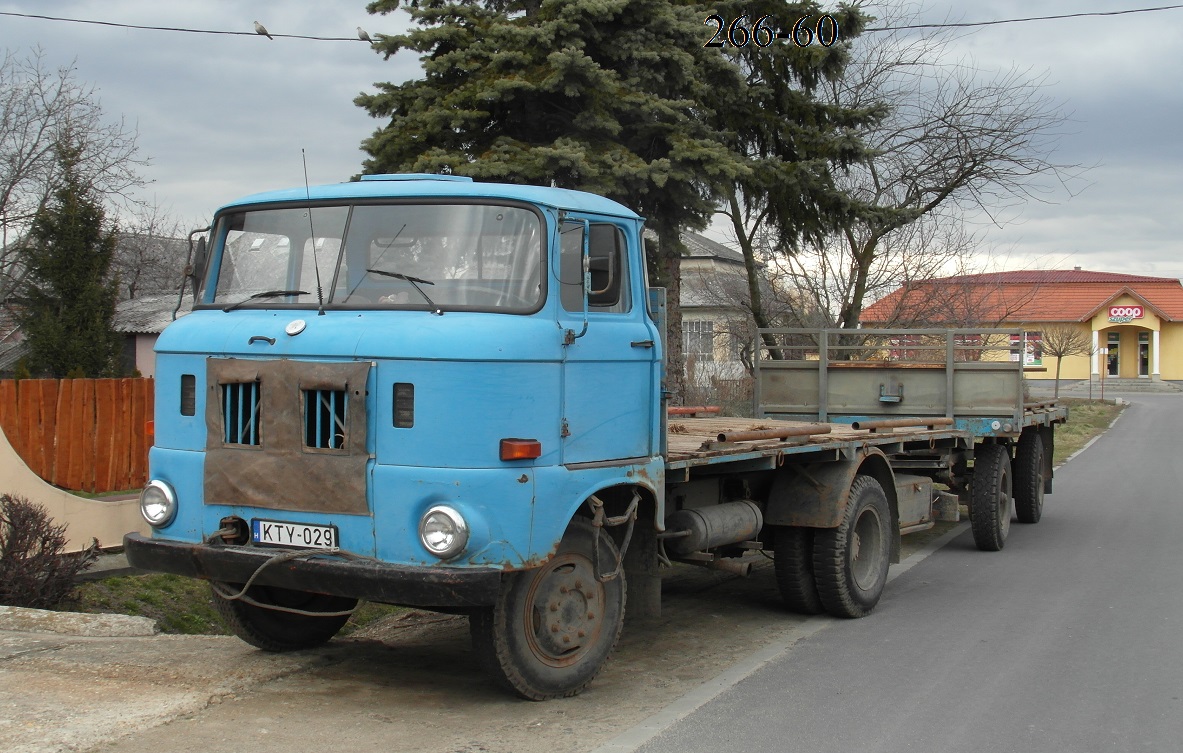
[812,475,891,619]
[773,526,823,615]
[1014,431,1045,524]
[971,443,1013,551]
[210,582,356,651]
[469,517,625,700]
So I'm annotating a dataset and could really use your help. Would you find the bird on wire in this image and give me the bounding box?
[253,21,273,40]
[357,26,372,42]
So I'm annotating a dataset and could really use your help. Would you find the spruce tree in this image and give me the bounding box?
[355,1,875,398]
[16,144,122,378]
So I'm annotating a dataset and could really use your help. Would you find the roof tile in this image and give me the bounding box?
[863,270,1183,323]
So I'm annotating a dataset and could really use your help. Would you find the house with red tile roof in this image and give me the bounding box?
[861,269,1183,383]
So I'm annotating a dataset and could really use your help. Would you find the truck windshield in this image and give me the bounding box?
[205,203,544,312]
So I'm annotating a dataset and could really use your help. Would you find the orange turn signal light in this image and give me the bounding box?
[500,438,542,461]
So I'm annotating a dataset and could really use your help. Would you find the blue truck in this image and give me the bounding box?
[124,175,1067,700]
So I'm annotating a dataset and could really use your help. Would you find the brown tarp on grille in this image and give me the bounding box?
[204,358,371,515]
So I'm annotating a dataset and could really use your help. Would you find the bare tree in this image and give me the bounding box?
[731,1,1081,331]
[1040,323,1094,397]
[764,215,987,327]
[0,48,146,301]
[110,203,188,299]
[840,223,1044,329]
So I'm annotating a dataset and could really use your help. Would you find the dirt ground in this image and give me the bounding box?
[0,523,963,753]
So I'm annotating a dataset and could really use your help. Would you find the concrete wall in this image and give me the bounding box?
[0,426,147,552]
[134,335,158,378]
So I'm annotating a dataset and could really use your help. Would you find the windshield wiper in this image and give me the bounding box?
[222,289,309,313]
[366,269,443,316]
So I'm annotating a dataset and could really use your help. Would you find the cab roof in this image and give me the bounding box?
[217,173,642,220]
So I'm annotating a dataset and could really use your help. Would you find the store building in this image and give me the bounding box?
[860,269,1183,384]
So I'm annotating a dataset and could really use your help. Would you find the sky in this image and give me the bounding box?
[1,1,1182,279]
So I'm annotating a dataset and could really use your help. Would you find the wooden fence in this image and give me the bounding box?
[0,378,154,494]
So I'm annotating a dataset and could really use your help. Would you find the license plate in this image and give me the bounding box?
[251,519,339,550]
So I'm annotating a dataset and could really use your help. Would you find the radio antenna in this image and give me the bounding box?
[303,149,326,315]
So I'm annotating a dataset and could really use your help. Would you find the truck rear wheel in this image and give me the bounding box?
[1014,431,1045,524]
[210,582,356,651]
[971,443,1013,551]
[469,518,625,700]
[773,526,823,615]
[812,475,891,619]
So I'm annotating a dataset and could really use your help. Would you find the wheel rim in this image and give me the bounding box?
[850,506,885,591]
[522,553,607,668]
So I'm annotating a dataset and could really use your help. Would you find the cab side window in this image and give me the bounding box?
[560,223,631,313]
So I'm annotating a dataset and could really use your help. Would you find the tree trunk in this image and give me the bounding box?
[650,223,686,405]
[839,232,877,330]
[727,192,780,361]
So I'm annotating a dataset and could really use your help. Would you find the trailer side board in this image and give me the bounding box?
[755,328,1066,437]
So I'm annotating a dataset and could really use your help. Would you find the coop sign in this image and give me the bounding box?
[1109,305,1144,323]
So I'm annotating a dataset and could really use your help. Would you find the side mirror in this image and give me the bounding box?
[188,235,208,299]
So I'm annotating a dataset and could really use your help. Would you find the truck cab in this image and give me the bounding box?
[126,175,664,698]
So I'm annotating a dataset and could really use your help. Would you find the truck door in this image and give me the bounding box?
[556,217,660,464]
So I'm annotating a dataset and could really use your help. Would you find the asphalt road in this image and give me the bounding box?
[623,394,1183,753]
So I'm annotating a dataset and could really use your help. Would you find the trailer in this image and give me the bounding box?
[754,327,1068,550]
[122,176,1067,701]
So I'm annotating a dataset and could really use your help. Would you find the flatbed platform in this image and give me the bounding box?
[664,417,972,478]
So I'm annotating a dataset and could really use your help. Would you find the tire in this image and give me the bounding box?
[812,475,891,619]
[469,518,626,700]
[1014,430,1045,524]
[773,526,823,615]
[211,582,356,652]
[971,443,1013,551]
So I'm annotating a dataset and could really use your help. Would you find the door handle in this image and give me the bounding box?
[631,340,655,348]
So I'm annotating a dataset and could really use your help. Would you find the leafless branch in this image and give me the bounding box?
[0,47,147,301]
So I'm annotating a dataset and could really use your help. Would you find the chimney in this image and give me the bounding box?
[1073,266,1082,271]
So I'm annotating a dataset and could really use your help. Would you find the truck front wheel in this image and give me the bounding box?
[812,475,891,619]
[469,517,626,700]
[971,443,1013,551]
[210,582,356,651]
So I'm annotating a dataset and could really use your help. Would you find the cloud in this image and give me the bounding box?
[2,0,1181,282]
[0,0,417,225]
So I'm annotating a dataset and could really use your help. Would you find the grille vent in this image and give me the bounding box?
[304,389,347,449]
[222,382,261,445]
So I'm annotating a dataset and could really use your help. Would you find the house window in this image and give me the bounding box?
[728,331,745,362]
[683,320,715,362]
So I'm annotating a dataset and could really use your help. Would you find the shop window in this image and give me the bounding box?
[1010,332,1042,366]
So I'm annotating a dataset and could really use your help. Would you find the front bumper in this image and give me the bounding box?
[123,533,502,609]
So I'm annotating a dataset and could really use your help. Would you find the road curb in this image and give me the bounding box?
[0,605,158,637]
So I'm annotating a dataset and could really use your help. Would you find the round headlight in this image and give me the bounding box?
[140,480,178,527]
[419,505,469,559]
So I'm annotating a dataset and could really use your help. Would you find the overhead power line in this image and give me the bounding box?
[0,11,366,42]
[868,4,1183,32]
[3,5,1183,39]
